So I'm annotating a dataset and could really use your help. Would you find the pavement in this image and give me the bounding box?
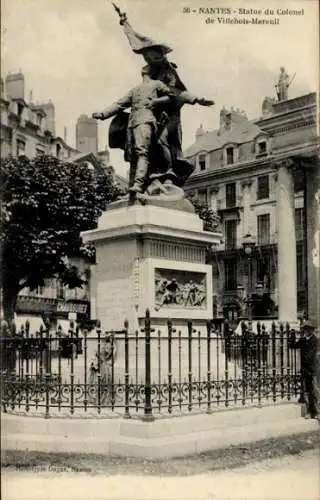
[3,402,319,458]
[2,450,320,500]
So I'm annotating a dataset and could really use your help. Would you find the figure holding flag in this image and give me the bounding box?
[92,4,214,199]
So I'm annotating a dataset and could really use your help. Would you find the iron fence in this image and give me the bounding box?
[1,311,302,419]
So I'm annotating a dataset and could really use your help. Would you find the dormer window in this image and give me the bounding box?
[223,144,238,165]
[255,137,269,157]
[226,147,234,164]
[257,141,267,154]
[199,153,206,171]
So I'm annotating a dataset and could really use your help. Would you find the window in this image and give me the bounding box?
[199,154,206,171]
[257,175,269,200]
[56,143,61,159]
[296,253,305,290]
[224,259,237,291]
[295,208,304,241]
[225,219,237,249]
[257,214,270,245]
[17,102,24,117]
[257,255,270,287]
[210,192,218,211]
[16,139,25,156]
[226,147,234,165]
[256,141,267,155]
[198,189,208,204]
[56,280,65,299]
[225,182,236,208]
[34,285,44,296]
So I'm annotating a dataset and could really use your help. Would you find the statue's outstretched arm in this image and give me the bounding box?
[92,91,133,120]
[176,90,215,107]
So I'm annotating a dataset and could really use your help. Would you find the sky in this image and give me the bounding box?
[1,0,319,177]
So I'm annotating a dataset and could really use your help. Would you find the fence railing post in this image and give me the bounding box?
[271,321,277,402]
[124,319,131,419]
[167,319,173,415]
[83,328,88,413]
[44,326,51,419]
[142,309,154,421]
[224,322,230,408]
[187,320,193,412]
[286,322,293,401]
[206,321,211,414]
[279,322,285,400]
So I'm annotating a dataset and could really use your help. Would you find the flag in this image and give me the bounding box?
[122,20,172,54]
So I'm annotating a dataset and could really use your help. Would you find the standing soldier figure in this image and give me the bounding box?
[275,67,292,101]
[289,321,319,420]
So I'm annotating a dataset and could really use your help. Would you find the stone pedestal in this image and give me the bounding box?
[82,202,222,333]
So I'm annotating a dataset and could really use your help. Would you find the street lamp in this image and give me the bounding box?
[242,233,256,321]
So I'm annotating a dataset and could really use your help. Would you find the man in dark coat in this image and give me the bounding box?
[290,320,319,419]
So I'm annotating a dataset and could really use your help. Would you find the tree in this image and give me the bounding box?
[0,155,122,323]
[187,194,220,232]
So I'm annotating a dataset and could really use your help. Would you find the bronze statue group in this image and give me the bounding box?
[92,5,214,202]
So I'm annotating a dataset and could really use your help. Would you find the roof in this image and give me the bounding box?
[53,136,78,153]
[68,151,102,170]
[184,121,266,158]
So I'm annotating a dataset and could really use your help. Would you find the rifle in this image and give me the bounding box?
[288,72,296,87]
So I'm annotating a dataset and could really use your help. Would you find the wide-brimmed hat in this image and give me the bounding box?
[301,320,315,330]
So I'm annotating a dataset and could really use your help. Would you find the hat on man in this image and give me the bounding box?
[108,111,129,150]
[301,320,315,330]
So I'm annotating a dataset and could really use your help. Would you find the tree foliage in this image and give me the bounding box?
[0,155,122,320]
[187,195,220,232]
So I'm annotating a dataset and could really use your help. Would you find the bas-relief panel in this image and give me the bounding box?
[154,268,207,310]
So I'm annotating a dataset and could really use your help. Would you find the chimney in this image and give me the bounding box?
[64,126,68,143]
[195,124,206,140]
[29,90,33,103]
[40,101,56,135]
[219,106,248,132]
[262,97,275,117]
[220,108,231,131]
[5,71,25,100]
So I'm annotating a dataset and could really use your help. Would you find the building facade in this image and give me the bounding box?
[184,89,318,327]
[1,72,79,160]
[0,73,102,331]
[76,114,98,154]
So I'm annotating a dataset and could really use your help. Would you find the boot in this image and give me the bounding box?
[129,155,148,193]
